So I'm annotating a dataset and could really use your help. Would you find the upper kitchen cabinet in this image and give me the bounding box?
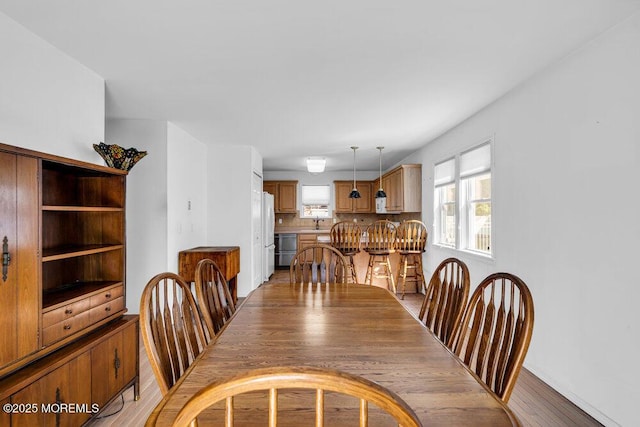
[381,164,422,213]
[334,181,373,213]
[263,180,298,213]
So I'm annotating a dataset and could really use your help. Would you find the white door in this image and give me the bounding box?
[251,172,263,290]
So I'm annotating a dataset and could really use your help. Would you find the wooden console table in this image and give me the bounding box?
[178,246,240,302]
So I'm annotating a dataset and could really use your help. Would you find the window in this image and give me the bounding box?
[301,185,330,218]
[434,142,492,256]
[434,159,456,247]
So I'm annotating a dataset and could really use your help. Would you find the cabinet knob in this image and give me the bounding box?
[105,293,111,298]
[65,309,73,315]
[105,306,111,312]
[63,324,71,330]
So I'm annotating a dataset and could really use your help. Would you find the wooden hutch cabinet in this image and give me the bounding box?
[0,143,138,426]
[263,180,298,213]
[334,181,373,213]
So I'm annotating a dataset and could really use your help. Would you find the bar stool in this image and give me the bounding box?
[395,220,428,299]
[364,220,397,291]
[329,221,362,283]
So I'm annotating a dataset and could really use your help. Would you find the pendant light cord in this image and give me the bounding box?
[349,146,361,198]
[376,146,386,198]
[378,147,383,189]
[351,146,358,189]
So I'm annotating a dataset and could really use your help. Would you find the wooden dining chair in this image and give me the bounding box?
[363,220,397,291]
[194,258,236,339]
[329,221,362,283]
[418,257,470,348]
[170,365,423,427]
[449,272,534,402]
[289,244,348,285]
[140,272,208,395]
[395,220,428,299]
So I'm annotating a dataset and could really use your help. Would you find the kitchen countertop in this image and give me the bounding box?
[275,228,331,234]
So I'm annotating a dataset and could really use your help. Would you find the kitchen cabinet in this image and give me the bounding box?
[297,234,318,251]
[334,181,373,213]
[262,181,276,198]
[381,164,422,213]
[263,180,298,213]
[297,233,331,250]
[296,232,331,264]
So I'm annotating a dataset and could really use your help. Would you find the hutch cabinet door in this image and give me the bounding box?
[0,398,9,427]
[0,152,39,368]
[91,318,138,407]
[11,352,92,427]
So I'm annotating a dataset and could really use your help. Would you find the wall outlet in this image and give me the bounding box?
[278,218,282,224]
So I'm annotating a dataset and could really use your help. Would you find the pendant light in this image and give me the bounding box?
[349,146,361,199]
[375,146,386,198]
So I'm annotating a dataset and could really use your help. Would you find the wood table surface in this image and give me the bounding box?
[146,283,520,426]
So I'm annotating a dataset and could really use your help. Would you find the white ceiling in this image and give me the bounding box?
[1,1,639,172]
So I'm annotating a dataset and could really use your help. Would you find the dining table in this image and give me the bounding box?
[146,282,520,426]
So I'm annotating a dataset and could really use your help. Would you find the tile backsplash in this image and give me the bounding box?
[275,212,422,230]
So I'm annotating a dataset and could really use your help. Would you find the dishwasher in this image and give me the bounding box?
[275,233,297,268]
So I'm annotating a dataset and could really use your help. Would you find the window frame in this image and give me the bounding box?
[433,140,493,258]
[461,172,492,255]
[434,157,457,248]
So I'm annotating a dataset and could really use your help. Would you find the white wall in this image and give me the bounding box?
[403,14,640,427]
[106,119,169,315]
[207,145,263,297]
[167,123,208,272]
[0,12,104,161]
[106,119,210,314]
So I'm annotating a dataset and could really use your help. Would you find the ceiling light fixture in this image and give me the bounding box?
[349,146,361,199]
[306,157,326,173]
[376,146,386,199]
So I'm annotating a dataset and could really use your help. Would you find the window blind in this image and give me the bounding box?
[301,185,330,205]
[434,158,455,186]
[460,143,491,178]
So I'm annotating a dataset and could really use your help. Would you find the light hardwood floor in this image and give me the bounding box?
[89,270,601,427]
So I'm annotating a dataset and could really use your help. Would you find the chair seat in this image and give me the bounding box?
[337,248,360,256]
[397,249,425,255]
[365,249,393,255]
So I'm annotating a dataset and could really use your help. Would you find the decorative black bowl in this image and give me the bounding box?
[93,143,147,171]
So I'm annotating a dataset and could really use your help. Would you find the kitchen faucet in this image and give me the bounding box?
[314,217,323,230]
